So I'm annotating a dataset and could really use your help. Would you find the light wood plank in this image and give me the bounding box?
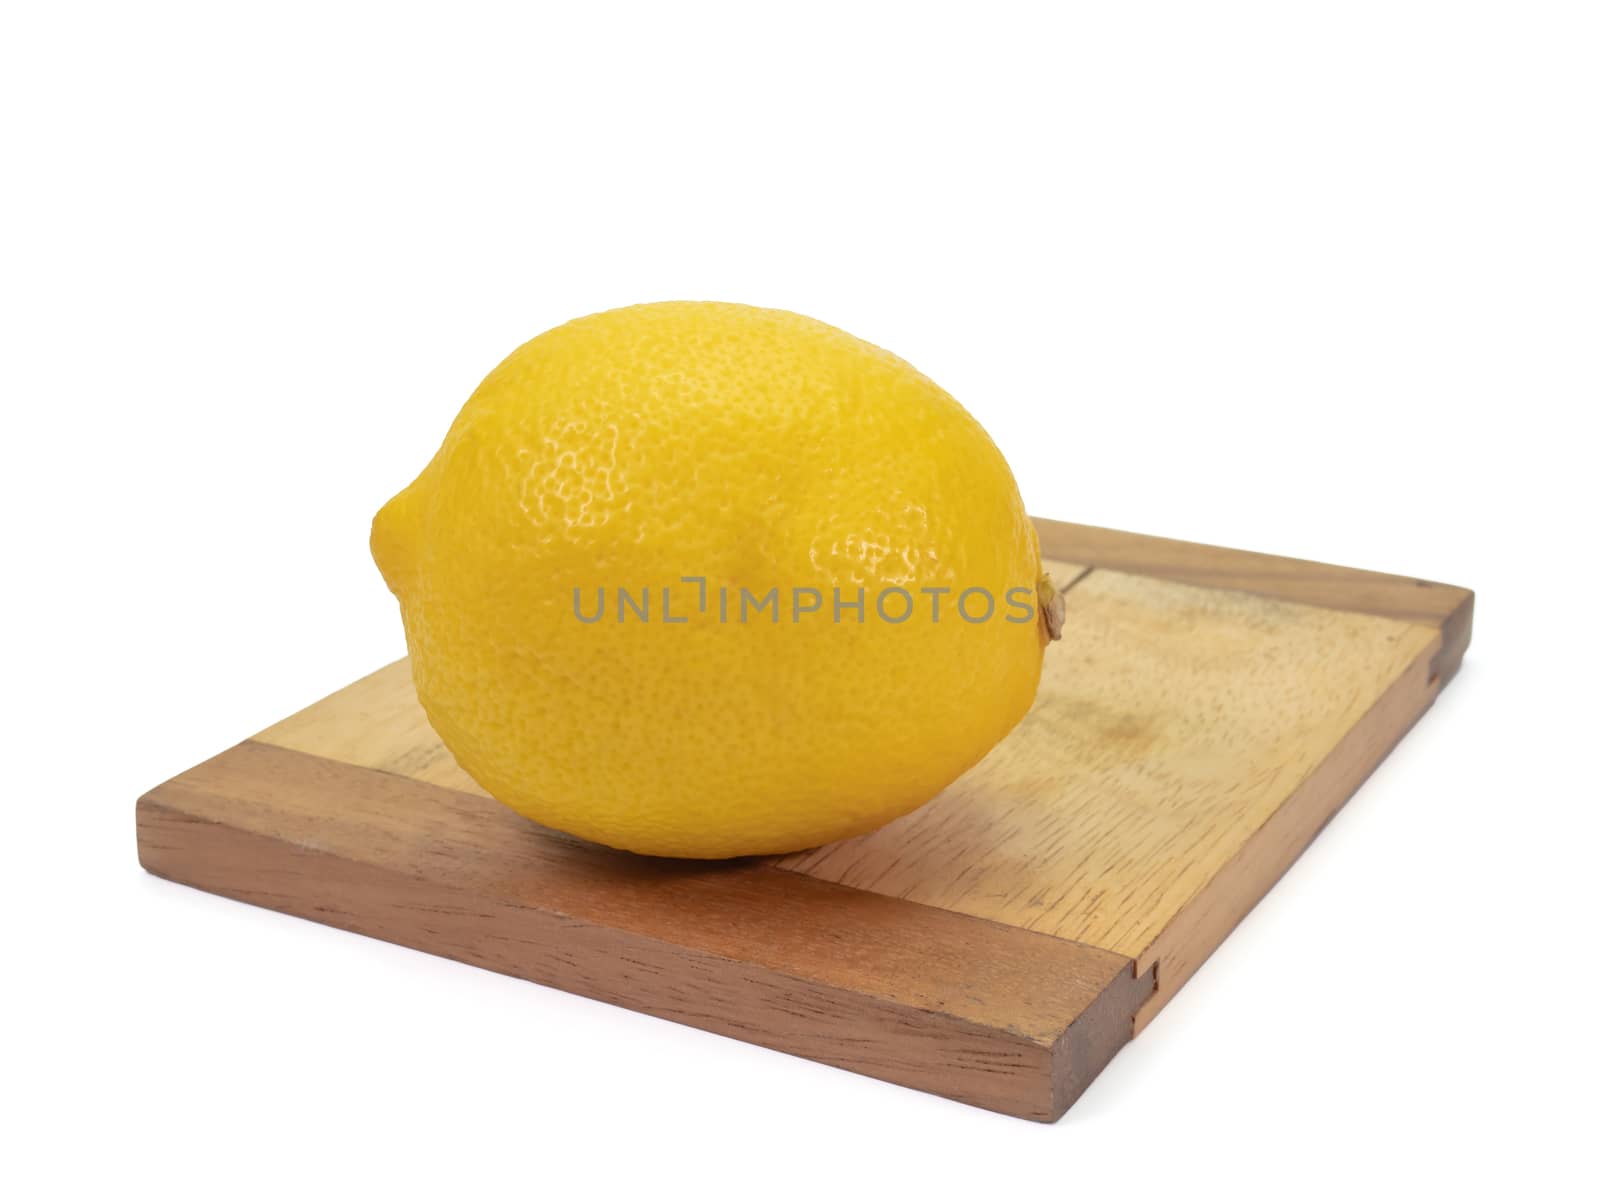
[1129,639,1437,1028]
[781,567,1439,969]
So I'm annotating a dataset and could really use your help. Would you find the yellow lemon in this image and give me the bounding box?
[372,302,1059,858]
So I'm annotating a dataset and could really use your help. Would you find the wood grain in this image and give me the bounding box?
[138,740,1147,1120]
[141,520,1471,1118]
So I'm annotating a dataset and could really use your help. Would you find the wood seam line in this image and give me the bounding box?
[1052,564,1095,596]
[157,740,1144,1047]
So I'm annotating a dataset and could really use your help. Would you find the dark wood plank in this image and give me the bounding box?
[137,740,1148,1121]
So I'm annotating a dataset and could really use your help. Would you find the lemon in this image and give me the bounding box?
[372,302,1059,858]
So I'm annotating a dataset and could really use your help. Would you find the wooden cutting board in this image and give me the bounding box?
[136,518,1472,1121]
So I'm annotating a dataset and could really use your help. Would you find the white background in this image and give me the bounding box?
[4,3,1596,1196]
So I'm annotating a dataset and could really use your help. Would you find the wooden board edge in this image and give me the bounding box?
[135,745,1147,1121]
[1051,952,1154,1118]
[1032,517,1474,686]
[1129,631,1442,1031]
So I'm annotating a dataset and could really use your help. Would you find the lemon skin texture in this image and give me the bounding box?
[372,302,1049,858]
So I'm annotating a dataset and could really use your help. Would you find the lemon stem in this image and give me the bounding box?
[1038,573,1066,642]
